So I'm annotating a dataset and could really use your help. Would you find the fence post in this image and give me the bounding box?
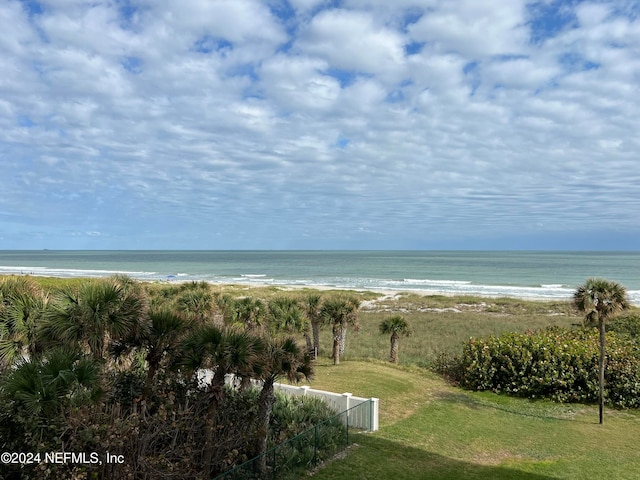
[370,398,379,432]
[341,392,352,412]
[300,385,310,396]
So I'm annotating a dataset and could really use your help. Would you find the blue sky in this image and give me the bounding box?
[1,0,639,250]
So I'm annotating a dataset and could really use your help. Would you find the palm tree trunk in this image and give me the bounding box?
[303,330,313,355]
[390,333,399,363]
[599,318,606,424]
[332,323,340,365]
[142,361,158,401]
[203,371,226,473]
[255,377,275,476]
[339,327,347,356]
[311,319,320,356]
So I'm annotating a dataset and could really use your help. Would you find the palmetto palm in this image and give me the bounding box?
[574,277,629,424]
[39,278,147,362]
[252,335,313,475]
[0,277,48,369]
[379,315,412,364]
[179,324,259,473]
[175,281,216,324]
[303,293,323,356]
[319,296,360,365]
[268,296,308,336]
[112,305,190,399]
[1,348,101,418]
[232,296,267,332]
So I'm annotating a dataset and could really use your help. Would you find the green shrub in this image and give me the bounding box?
[609,314,640,339]
[456,327,640,408]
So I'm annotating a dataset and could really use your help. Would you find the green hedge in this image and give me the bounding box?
[457,327,640,408]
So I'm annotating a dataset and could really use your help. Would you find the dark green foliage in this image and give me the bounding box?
[270,391,345,445]
[219,392,348,480]
[0,277,337,479]
[608,314,640,339]
[456,327,640,408]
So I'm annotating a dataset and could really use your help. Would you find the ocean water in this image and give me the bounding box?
[0,250,639,304]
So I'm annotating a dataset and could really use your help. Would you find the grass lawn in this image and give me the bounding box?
[304,359,640,480]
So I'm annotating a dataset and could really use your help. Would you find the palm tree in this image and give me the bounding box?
[574,278,630,424]
[232,296,267,333]
[179,324,258,474]
[303,293,323,356]
[339,296,360,356]
[379,315,412,364]
[2,348,101,418]
[319,296,359,365]
[252,336,313,476]
[112,305,191,399]
[268,296,308,337]
[0,277,48,369]
[39,278,148,362]
[175,281,217,324]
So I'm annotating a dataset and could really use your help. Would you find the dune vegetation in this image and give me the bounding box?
[1,275,639,479]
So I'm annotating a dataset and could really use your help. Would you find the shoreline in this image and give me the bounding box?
[161,279,574,304]
[4,272,640,306]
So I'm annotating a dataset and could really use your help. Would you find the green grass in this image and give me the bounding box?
[321,295,581,367]
[305,359,640,480]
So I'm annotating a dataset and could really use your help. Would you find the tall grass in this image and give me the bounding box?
[320,296,581,367]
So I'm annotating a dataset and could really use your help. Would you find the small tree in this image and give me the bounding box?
[232,296,267,333]
[319,296,359,365]
[0,277,48,369]
[303,293,323,356]
[379,315,412,364]
[252,336,313,476]
[39,278,148,362]
[573,278,629,424]
[267,296,307,335]
[179,325,259,474]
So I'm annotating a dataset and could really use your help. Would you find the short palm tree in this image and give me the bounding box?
[574,278,630,424]
[268,296,308,336]
[179,324,258,474]
[232,296,267,332]
[319,296,359,365]
[2,348,101,418]
[252,336,313,476]
[303,293,323,356]
[39,278,147,362]
[0,277,48,369]
[112,305,191,399]
[175,281,216,324]
[379,315,412,364]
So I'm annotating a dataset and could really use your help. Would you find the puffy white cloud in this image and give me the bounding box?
[0,0,638,249]
[295,9,406,76]
[408,0,530,58]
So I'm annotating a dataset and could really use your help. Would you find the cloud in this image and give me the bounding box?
[0,0,639,249]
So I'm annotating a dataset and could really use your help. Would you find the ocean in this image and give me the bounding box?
[0,250,639,304]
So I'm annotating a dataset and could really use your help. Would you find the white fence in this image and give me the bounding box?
[269,383,379,432]
[198,371,379,432]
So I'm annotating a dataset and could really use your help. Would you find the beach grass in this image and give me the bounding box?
[319,294,581,366]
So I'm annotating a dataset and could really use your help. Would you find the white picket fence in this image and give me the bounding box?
[267,383,379,432]
[198,371,379,432]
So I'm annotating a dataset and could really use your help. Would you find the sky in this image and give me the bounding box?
[1,0,639,250]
